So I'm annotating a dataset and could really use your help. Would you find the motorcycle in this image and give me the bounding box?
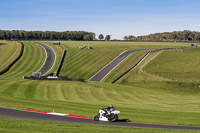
[94,108,120,122]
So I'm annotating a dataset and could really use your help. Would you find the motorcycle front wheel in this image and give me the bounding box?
[94,114,100,121]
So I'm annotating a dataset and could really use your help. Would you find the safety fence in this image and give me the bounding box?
[24,76,85,82]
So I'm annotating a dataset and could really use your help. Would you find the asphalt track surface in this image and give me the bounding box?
[89,49,151,82]
[0,107,200,130]
[0,78,20,80]
[34,42,56,75]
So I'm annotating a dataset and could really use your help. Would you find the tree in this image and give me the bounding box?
[123,36,128,40]
[194,32,200,41]
[83,35,93,41]
[105,35,111,41]
[98,34,104,40]
[128,35,135,41]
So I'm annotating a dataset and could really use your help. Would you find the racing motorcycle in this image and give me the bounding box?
[94,106,120,122]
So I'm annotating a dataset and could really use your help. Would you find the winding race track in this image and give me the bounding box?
[0,107,200,130]
[89,49,150,82]
[1,47,198,130]
[34,42,56,75]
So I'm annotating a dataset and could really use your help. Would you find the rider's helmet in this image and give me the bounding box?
[109,105,113,108]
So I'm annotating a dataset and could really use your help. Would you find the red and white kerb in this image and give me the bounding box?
[27,110,91,119]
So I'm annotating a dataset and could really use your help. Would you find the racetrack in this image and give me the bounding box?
[89,49,151,82]
[34,42,56,75]
[1,107,200,130]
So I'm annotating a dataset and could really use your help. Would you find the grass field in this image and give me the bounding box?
[1,117,199,133]
[1,41,200,132]
[0,41,21,72]
[103,51,147,83]
[1,79,200,127]
[0,42,45,78]
[144,47,200,83]
[40,41,191,80]
[117,51,169,84]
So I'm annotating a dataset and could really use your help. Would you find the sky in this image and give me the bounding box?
[0,0,200,39]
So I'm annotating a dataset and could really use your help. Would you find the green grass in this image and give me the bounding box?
[38,41,191,80]
[0,42,46,78]
[117,51,169,84]
[1,79,200,126]
[1,117,199,133]
[0,41,21,72]
[144,47,200,82]
[103,51,147,83]
[1,41,200,132]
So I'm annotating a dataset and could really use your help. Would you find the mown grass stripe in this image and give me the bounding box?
[0,42,45,78]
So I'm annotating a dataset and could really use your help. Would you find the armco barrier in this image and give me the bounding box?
[55,50,66,76]
[0,42,24,75]
[111,47,188,84]
[24,76,85,82]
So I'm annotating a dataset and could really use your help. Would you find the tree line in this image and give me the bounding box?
[124,30,200,41]
[0,30,95,41]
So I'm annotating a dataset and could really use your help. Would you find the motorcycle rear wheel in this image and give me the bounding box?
[109,114,118,122]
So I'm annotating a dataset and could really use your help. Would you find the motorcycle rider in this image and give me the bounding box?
[101,105,116,116]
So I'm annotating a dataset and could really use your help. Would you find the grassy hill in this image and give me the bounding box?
[103,51,147,83]
[144,47,200,83]
[40,41,191,80]
[1,41,200,132]
[1,79,200,127]
[0,41,21,72]
[0,42,45,78]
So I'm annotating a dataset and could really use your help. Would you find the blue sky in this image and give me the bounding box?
[0,0,200,39]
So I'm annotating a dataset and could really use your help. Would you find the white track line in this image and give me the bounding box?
[35,43,47,75]
[89,50,130,81]
[100,52,133,82]
[48,112,69,116]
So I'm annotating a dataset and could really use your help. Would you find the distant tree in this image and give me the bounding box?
[83,34,93,41]
[98,34,104,40]
[194,32,200,41]
[170,33,177,41]
[123,36,128,40]
[128,35,135,41]
[0,30,95,40]
[125,30,200,41]
[105,35,111,41]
